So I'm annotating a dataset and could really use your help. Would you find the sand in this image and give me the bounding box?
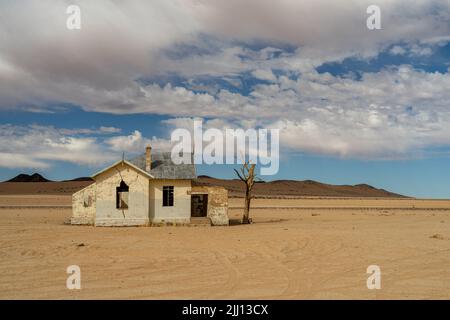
[0,196,449,299]
[0,195,72,207]
[0,181,92,195]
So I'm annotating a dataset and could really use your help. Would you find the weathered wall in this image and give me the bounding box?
[70,163,228,227]
[94,163,149,226]
[191,186,229,226]
[71,182,96,225]
[150,179,191,224]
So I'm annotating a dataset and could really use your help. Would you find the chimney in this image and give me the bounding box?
[145,145,152,172]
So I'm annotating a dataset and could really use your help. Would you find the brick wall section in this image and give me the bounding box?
[191,186,229,226]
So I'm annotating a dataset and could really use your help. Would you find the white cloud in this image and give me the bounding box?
[59,126,122,135]
[1,0,449,113]
[1,1,450,165]
[158,65,450,159]
[99,126,122,134]
[0,124,117,169]
[0,124,175,169]
[0,153,49,169]
[390,46,407,55]
[409,44,433,56]
[105,130,145,153]
[389,43,434,57]
[191,0,450,63]
[105,130,173,153]
[4,63,450,165]
[251,69,277,82]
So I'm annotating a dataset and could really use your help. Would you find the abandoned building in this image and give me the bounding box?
[71,146,229,227]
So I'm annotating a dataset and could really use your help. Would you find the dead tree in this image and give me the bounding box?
[234,161,257,224]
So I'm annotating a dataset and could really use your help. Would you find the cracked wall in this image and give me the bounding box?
[94,162,149,226]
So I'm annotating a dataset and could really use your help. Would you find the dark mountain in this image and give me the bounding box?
[1,173,94,195]
[7,173,51,183]
[5,173,94,183]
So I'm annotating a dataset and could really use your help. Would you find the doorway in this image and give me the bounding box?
[191,194,208,217]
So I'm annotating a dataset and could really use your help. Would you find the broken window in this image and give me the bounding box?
[83,193,92,207]
[116,180,129,209]
[163,186,174,207]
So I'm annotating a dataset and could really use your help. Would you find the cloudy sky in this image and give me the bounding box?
[1,0,450,197]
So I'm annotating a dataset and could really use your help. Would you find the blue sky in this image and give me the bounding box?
[1,1,450,198]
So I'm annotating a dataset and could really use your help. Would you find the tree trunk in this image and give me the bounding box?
[234,162,256,225]
[243,189,251,224]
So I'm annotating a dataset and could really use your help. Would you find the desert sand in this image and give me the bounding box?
[0,196,449,299]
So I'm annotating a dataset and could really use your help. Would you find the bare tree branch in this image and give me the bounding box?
[234,159,257,224]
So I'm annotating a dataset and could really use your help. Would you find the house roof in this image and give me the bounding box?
[91,160,155,179]
[129,152,197,180]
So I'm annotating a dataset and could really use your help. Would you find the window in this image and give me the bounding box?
[116,180,129,209]
[163,186,174,207]
[83,193,92,207]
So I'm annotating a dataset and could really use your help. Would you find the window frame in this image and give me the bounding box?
[162,186,174,207]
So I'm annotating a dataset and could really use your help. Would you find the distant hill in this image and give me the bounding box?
[63,177,94,182]
[5,173,94,183]
[7,173,51,183]
[2,173,405,198]
[193,176,406,198]
[1,173,94,195]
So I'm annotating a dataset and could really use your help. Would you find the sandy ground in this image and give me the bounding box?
[0,181,92,195]
[229,198,450,209]
[0,195,72,207]
[0,197,449,300]
[3,195,450,209]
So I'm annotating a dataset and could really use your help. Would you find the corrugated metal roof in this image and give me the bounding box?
[129,152,196,180]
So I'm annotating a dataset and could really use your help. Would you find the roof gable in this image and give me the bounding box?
[91,160,155,179]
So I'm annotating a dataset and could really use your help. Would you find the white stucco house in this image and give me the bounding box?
[71,146,229,227]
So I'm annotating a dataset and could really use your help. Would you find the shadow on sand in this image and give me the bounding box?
[228,218,287,226]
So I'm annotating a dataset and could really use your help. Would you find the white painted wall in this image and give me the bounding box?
[149,179,191,223]
[71,162,193,226]
[71,182,96,225]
